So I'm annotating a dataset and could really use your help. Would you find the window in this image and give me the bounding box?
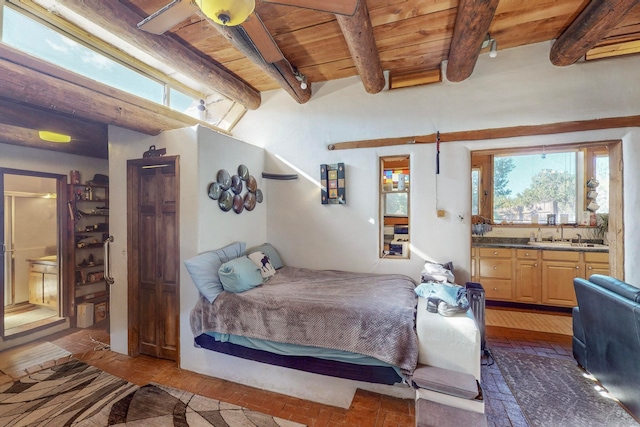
[1,3,243,131]
[2,7,165,103]
[472,144,610,225]
[493,152,577,224]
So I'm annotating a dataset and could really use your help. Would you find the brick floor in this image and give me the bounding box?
[2,322,630,426]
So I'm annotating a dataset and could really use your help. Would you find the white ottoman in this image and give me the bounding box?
[415,297,482,381]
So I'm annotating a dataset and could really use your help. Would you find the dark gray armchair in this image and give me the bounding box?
[573,274,640,420]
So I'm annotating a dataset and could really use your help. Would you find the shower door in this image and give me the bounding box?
[1,169,67,336]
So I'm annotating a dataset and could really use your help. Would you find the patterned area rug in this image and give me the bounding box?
[493,348,639,427]
[0,360,306,426]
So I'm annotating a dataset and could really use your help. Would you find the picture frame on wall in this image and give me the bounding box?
[320,163,346,205]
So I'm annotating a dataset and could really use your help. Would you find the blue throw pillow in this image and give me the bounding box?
[247,243,284,269]
[184,241,246,302]
[219,256,264,293]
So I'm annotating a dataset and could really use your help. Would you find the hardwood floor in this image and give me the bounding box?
[0,313,578,427]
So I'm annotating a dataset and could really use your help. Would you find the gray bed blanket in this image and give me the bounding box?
[190,266,419,373]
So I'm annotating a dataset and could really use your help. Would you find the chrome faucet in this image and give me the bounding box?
[556,224,564,242]
[576,233,582,244]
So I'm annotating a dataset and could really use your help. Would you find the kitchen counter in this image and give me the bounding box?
[472,238,608,253]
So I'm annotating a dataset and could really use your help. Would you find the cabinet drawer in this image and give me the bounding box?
[482,279,513,301]
[584,252,608,263]
[479,259,512,279]
[478,247,511,258]
[542,250,579,262]
[516,249,539,259]
[585,263,609,276]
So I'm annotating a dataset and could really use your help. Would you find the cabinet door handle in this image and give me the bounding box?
[493,266,498,270]
[525,252,529,256]
[588,266,593,270]
[575,266,580,269]
[493,251,498,255]
[534,263,538,267]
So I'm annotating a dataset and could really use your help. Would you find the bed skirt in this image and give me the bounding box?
[194,333,403,385]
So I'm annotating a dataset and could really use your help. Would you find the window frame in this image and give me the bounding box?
[379,155,410,259]
[472,142,610,225]
[1,1,243,131]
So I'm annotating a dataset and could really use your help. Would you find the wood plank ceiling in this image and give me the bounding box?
[2,0,640,158]
[117,0,640,94]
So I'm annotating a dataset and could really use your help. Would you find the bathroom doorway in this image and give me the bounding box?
[1,170,66,337]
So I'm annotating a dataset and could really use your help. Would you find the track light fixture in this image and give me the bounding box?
[482,33,498,58]
[293,68,308,90]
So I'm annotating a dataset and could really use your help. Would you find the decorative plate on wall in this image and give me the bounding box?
[246,175,257,193]
[207,182,221,200]
[238,164,249,181]
[218,190,233,212]
[244,192,256,211]
[231,175,243,194]
[217,169,231,190]
[210,165,264,214]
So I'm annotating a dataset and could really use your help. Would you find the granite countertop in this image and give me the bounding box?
[472,237,609,253]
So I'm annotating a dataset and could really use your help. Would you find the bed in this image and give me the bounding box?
[186,242,420,387]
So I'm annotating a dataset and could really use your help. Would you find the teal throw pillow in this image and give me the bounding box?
[219,256,263,293]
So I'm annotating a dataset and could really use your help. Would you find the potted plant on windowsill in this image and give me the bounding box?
[592,213,609,244]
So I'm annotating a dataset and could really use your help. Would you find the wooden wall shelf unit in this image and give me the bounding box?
[68,182,109,326]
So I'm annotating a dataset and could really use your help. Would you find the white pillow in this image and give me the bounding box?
[248,251,277,281]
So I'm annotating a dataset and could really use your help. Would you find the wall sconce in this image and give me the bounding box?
[482,33,498,58]
[293,68,308,90]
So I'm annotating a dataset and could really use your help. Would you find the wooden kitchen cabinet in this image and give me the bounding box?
[477,247,513,301]
[515,249,540,303]
[472,246,609,308]
[28,256,58,308]
[541,251,581,307]
[584,252,610,277]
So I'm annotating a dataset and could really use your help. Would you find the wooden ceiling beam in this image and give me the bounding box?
[336,0,385,94]
[550,0,640,66]
[214,17,311,104]
[53,0,261,109]
[0,96,108,158]
[329,114,640,150]
[446,0,499,82]
[0,44,203,137]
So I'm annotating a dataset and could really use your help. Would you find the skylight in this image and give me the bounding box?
[1,2,245,132]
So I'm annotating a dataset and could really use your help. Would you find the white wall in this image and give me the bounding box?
[107,125,267,359]
[233,41,640,285]
[0,143,107,180]
[108,125,198,354]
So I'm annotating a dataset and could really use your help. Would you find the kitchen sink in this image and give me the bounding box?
[527,241,608,249]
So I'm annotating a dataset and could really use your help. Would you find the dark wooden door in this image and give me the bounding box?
[128,157,179,361]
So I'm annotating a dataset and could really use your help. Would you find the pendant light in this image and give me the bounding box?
[196,0,255,26]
